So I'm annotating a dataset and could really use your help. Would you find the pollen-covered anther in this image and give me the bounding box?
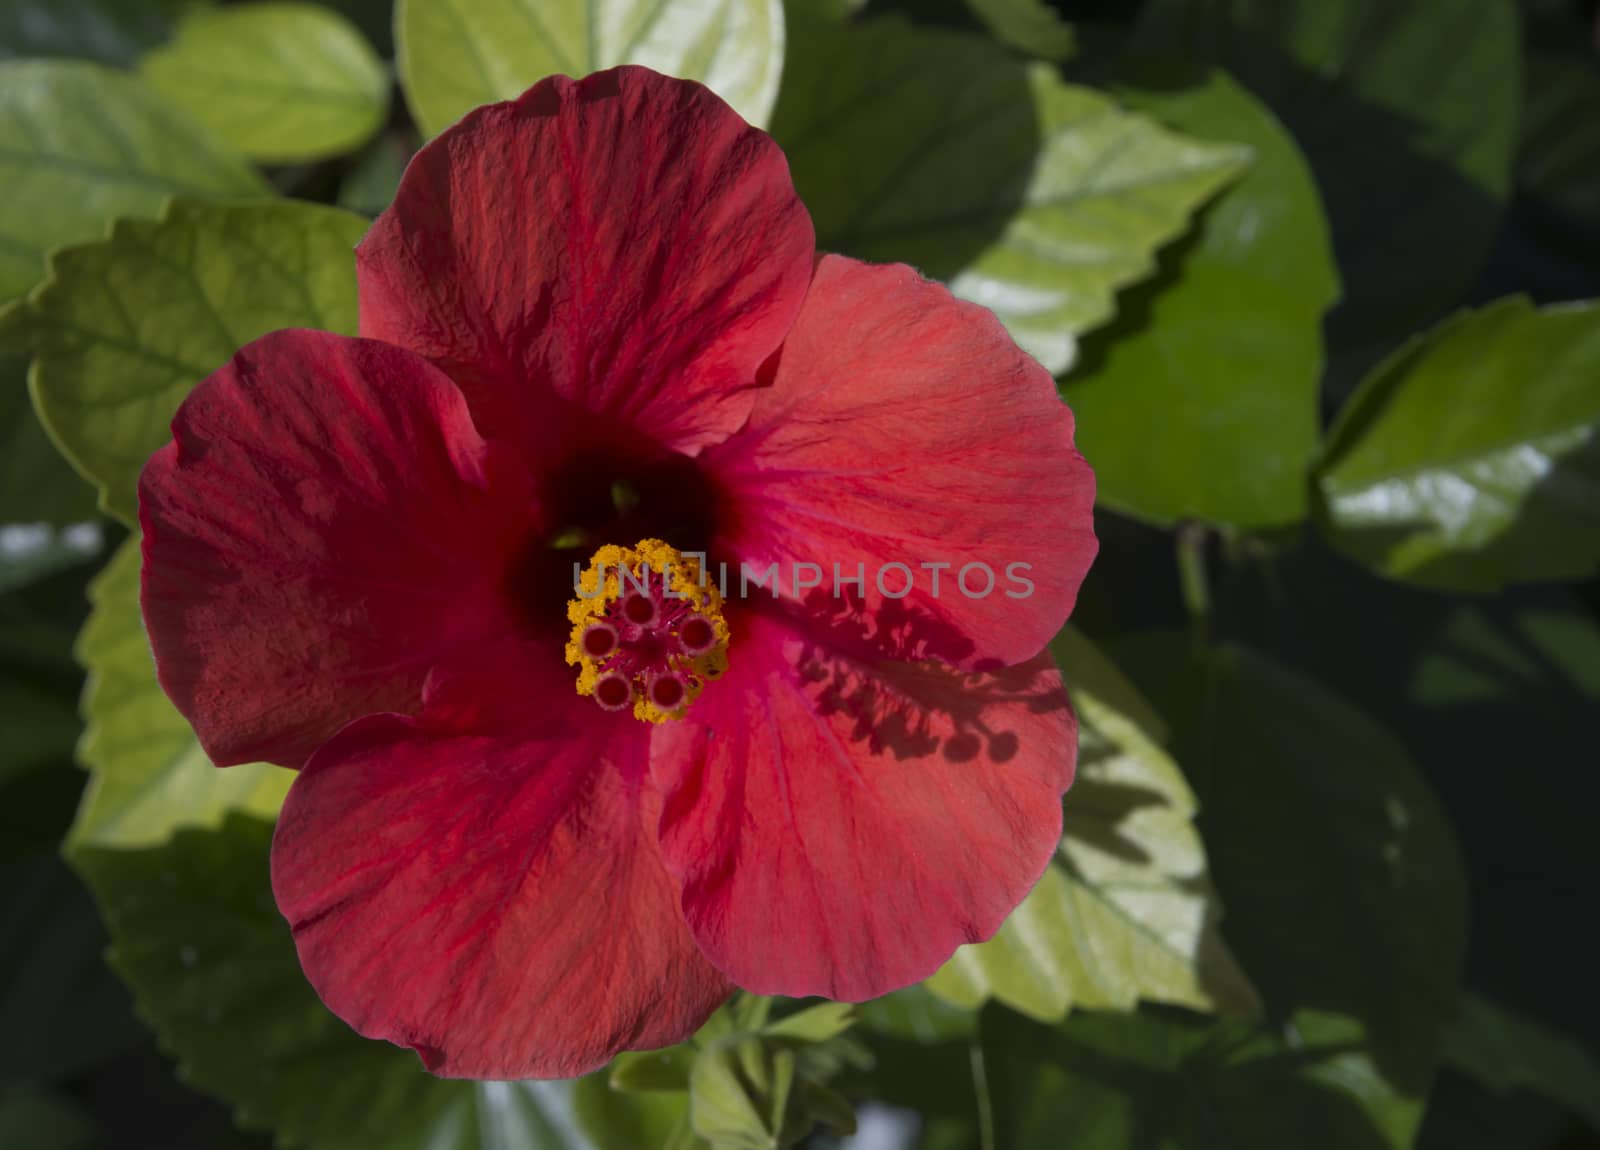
[566,539,731,724]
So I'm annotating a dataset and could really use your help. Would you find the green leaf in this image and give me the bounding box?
[854,985,977,1045]
[964,0,1075,60]
[986,1007,1423,1150]
[0,60,268,303]
[19,197,368,525]
[762,1003,855,1045]
[1109,635,1469,1143]
[1520,0,1600,243]
[396,0,785,138]
[1062,69,1337,529]
[575,1075,699,1150]
[925,625,1259,1024]
[1315,296,1600,593]
[70,814,611,1150]
[1132,0,1520,364]
[612,1047,699,1093]
[0,356,97,527]
[773,18,1248,374]
[1443,994,1600,1130]
[140,3,390,164]
[0,0,186,67]
[70,537,292,851]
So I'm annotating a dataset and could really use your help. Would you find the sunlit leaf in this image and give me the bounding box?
[925,626,1259,1023]
[1316,296,1600,592]
[17,198,368,524]
[0,60,267,303]
[775,18,1246,375]
[396,0,785,137]
[140,2,390,163]
[1063,69,1337,529]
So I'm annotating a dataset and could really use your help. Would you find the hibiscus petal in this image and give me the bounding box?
[358,66,815,456]
[272,712,731,1080]
[706,255,1097,669]
[652,612,1076,1001]
[139,329,536,768]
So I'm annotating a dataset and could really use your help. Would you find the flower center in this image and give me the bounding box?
[565,539,730,723]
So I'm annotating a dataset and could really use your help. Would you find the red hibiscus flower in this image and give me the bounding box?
[139,66,1097,1079]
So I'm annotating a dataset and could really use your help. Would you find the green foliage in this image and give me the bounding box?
[0,357,96,527]
[774,18,1249,374]
[0,0,186,66]
[1443,995,1600,1130]
[1317,296,1600,591]
[963,0,1076,61]
[1063,70,1337,529]
[924,626,1260,1023]
[1112,636,1469,1142]
[15,198,368,524]
[609,997,868,1150]
[1520,0,1600,242]
[71,538,291,851]
[140,3,390,164]
[0,1087,96,1149]
[0,1,1592,1145]
[1133,0,1520,365]
[0,60,268,302]
[396,0,784,137]
[71,814,611,1150]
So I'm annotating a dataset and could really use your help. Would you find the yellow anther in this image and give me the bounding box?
[566,540,730,723]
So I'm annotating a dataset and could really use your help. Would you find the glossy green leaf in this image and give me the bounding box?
[1443,995,1600,1129]
[0,61,268,303]
[0,357,96,527]
[1520,0,1600,240]
[964,0,1075,60]
[1063,69,1336,529]
[925,626,1259,1023]
[70,538,291,852]
[396,0,785,138]
[70,814,611,1150]
[774,18,1248,374]
[0,0,185,66]
[1133,0,1519,362]
[1109,635,1469,1143]
[18,197,368,524]
[1316,296,1600,592]
[140,3,390,164]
